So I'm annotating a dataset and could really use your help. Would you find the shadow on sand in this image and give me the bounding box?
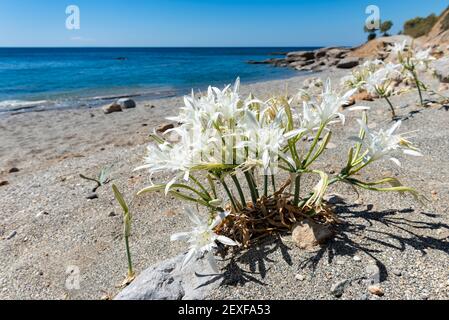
[197,198,449,288]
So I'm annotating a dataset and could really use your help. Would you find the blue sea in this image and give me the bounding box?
[0,47,318,113]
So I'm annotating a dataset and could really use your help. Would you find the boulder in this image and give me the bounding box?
[289,59,315,68]
[314,47,337,59]
[326,48,349,59]
[115,254,220,300]
[102,103,122,114]
[286,51,315,61]
[336,57,360,69]
[292,219,334,250]
[117,98,136,109]
[433,57,449,83]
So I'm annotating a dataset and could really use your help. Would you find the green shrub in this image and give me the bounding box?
[403,14,438,38]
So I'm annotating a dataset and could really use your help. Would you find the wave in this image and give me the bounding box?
[0,100,49,112]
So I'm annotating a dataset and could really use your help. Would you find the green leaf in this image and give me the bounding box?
[306,131,332,167]
[112,184,129,215]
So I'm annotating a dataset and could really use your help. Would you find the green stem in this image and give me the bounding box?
[263,174,268,197]
[271,172,276,192]
[189,175,211,199]
[383,96,396,119]
[221,177,238,211]
[293,173,302,206]
[303,124,325,166]
[231,174,246,207]
[124,235,134,277]
[244,171,258,205]
[250,170,260,199]
[412,71,424,107]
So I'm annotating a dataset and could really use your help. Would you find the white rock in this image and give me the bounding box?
[115,253,220,300]
[295,274,306,281]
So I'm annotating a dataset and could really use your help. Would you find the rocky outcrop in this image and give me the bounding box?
[115,254,220,300]
[248,47,357,72]
[336,57,360,69]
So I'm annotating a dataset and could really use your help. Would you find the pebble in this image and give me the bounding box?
[336,259,345,265]
[368,285,384,296]
[8,167,20,173]
[391,269,402,277]
[6,231,17,240]
[353,255,361,262]
[295,274,305,281]
[35,211,49,218]
[108,211,117,217]
[86,193,98,200]
[330,279,349,298]
[365,263,380,285]
[0,181,9,187]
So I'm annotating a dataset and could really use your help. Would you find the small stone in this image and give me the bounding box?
[102,103,122,114]
[156,123,175,133]
[35,211,49,218]
[368,285,384,296]
[352,91,374,102]
[330,279,349,298]
[117,98,136,109]
[353,255,361,262]
[324,193,345,205]
[292,219,334,250]
[391,269,402,277]
[108,211,117,217]
[0,181,9,187]
[6,231,17,240]
[295,274,305,281]
[359,293,369,300]
[8,167,19,173]
[325,142,337,149]
[86,193,98,200]
[365,263,380,285]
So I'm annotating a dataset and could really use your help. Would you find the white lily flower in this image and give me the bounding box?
[412,48,436,71]
[315,78,356,125]
[355,119,423,166]
[389,40,408,58]
[237,109,286,170]
[171,209,239,273]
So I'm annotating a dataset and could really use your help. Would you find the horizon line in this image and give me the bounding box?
[0,45,342,49]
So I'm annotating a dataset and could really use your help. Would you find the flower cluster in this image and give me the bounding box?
[136,76,422,272]
[388,40,436,106]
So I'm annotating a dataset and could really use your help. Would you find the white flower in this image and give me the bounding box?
[362,63,402,96]
[170,78,244,128]
[237,109,286,170]
[389,40,408,58]
[315,78,356,125]
[171,209,239,273]
[412,48,435,71]
[135,125,221,194]
[355,120,423,166]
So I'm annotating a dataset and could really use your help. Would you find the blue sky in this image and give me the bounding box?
[0,0,447,47]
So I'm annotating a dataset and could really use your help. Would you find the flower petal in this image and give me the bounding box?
[170,232,191,242]
[216,235,239,246]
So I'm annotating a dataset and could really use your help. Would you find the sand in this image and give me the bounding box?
[0,68,448,300]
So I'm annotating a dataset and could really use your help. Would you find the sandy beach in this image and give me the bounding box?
[1,66,448,300]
